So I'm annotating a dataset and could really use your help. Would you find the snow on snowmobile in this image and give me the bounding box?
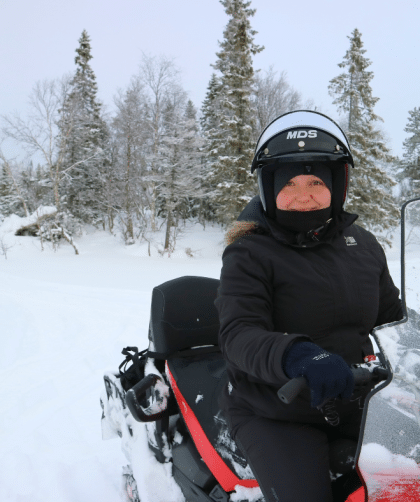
[100,198,420,502]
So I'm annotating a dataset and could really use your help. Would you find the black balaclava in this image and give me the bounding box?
[274,164,332,235]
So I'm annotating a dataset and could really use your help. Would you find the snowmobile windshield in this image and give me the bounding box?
[255,110,351,154]
[357,198,420,500]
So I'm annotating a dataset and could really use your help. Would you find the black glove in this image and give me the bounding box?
[282,341,354,408]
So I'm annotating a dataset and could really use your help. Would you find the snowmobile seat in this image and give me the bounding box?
[146,276,254,484]
[148,276,220,356]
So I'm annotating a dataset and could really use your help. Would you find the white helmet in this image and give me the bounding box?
[251,110,354,218]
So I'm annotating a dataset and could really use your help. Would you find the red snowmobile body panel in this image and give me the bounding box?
[347,482,420,502]
[166,362,258,492]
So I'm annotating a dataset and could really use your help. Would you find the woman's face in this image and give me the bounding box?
[276,174,331,211]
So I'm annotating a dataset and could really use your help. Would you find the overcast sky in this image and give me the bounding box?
[1,0,419,160]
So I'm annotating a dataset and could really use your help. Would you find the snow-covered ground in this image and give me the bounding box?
[0,212,418,502]
[0,219,224,502]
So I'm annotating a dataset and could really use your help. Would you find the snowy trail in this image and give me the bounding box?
[0,226,222,502]
[0,272,148,502]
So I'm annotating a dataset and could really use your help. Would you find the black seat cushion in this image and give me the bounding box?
[148,276,220,354]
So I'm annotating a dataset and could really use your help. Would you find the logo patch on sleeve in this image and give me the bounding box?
[344,236,357,246]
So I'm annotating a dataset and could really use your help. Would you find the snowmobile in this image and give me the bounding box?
[100,198,420,502]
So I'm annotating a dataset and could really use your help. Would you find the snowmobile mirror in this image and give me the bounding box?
[126,373,170,423]
[356,197,420,500]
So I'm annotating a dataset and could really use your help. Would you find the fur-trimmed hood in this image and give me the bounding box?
[224,196,268,247]
[225,220,267,247]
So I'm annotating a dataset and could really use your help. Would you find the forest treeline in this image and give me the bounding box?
[1,0,419,253]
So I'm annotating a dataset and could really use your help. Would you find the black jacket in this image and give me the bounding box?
[215,197,403,423]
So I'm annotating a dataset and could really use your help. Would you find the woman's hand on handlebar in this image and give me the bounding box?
[282,341,354,408]
[278,364,389,406]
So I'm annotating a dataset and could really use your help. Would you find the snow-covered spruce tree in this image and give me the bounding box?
[177,100,204,223]
[57,30,109,225]
[200,73,223,137]
[0,162,10,219]
[0,155,29,218]
[0,160,22,218]
[328,28,399,244]
[207,0,263,225]
[200,73,223,223]
[111,77,149,242]
[399,107,420,200]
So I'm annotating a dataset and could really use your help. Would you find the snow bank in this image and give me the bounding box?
[359,443,420,496]
[0,206,56,234]
[359,443,420,474]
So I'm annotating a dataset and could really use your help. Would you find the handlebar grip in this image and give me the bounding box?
[277,376,307,404]
[277,366,389,405]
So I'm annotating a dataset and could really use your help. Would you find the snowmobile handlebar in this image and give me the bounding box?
[277,365,390,405]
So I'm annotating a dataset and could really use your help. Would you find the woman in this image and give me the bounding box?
[215,110,403,502]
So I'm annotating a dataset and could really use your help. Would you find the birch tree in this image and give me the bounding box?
[139,54,180,231]
[252,66,302,139]
[111,78,148,242]
[1,79,70,214]
[158,90,204,251]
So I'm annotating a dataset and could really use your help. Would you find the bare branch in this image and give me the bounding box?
[0,237,13,259]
